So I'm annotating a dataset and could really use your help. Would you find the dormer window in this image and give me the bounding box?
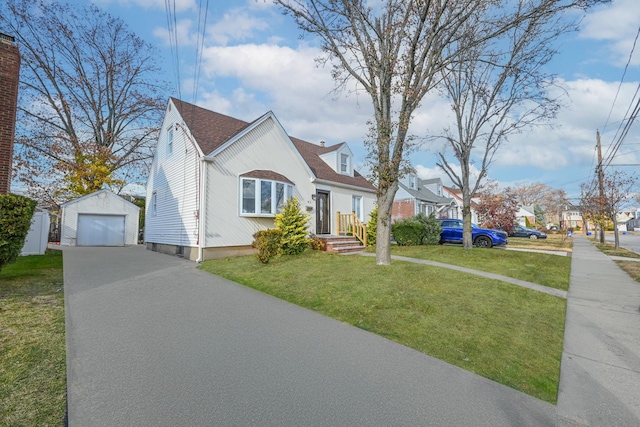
[340,153,349,174]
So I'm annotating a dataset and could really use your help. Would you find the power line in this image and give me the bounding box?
[165,0,181,100]
[602,25,640,167]
[602,26,640,133]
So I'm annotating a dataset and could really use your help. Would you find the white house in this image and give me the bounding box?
[60,190,140,246]
[144,98,377,261]
[442,186,479,224]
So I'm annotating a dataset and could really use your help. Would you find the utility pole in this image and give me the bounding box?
[596,130,606,244]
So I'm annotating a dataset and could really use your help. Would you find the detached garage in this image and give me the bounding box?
[61,190,140,246]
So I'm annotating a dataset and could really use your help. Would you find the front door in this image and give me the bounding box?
[316,191,330,234]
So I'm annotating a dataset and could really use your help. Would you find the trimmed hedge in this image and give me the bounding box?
[392,214,442,246]
[0,194,37,271]
[392,219,425,246]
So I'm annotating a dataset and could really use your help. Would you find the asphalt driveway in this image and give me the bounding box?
[63,245,556,426]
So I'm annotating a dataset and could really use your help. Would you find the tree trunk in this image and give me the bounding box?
[375,181,398,265]
[461,164,473,249]
[613,217,619,249]
[599,220,605,244]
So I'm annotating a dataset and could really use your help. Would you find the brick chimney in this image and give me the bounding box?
[0,33,21,194]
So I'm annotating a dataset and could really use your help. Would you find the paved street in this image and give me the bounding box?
[603,231,640,254]
[63,245,556,426]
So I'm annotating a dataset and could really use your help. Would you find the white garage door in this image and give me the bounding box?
[77,214,126,246]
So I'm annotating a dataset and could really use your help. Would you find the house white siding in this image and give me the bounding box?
[61,190,139,246]
[145,104,202,247]
[203,117,314,248]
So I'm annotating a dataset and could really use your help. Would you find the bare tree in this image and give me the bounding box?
[434,0,587,249]
[511,182,568,225]
[580,171,638,249]
[277,0,605,263]
[2,0,168,206]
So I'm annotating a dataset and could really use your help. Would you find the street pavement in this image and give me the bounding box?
[63,245,556,426]
[556,234,640,426]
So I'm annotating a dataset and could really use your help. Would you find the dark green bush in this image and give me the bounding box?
[0,194,37,271]
[414,213,442,245]
[252,229,283,264]
[392,218,425,246]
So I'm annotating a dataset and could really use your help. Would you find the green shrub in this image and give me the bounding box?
[275,197,310,255]
[0,194,37,271]
[414,213,442,245]
[252,229,283,264]
[392,218,425,246]
[366,206,378,246]
[308,235,326,251]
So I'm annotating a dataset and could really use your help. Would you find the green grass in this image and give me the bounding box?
[0,250,66,426]
[595,243,640,259]
[201,250,566,403]
[389,244,571,290]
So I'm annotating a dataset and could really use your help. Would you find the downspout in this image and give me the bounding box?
[197,156,215,263]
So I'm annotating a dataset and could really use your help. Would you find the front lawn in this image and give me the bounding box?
[0,250,66,426]
[390,244,571,290]
[201,250,566,403]
[504,233,573,252]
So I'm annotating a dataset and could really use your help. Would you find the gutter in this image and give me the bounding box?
[311,178,377,193]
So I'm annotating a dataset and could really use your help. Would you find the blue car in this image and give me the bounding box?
[437,218,508,248]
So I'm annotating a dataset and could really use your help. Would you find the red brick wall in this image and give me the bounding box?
[0,38,20,194]
[392,198,415,223]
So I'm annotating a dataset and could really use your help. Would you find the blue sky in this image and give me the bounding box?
[91,0,639,201]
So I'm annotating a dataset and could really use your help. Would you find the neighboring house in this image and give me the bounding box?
[391,175,455,222]
[560,208,583,230]
[144,98,376,261]
[60,190,140,246]
[516,205,536,227]
[442,185,479,224]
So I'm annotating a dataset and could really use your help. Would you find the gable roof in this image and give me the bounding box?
[171,97,251,155]
[171,98,375,192]
[399,179,452,205]
[60,189,140,210]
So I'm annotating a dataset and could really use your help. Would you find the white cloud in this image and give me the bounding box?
[208,8,270,45]
[580,0,640,66]
[195,43,374,146]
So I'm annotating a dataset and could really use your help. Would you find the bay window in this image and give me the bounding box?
[241,178,294,216]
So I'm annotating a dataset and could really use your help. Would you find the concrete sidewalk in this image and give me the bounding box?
[557,235,640,426]
[63,245,556,426]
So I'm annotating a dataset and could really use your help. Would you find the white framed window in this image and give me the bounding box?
[241,178,294,216]
[151,191,157,216]
[352,195,363,220]
[340,153,349,174]
[167,128,174,156]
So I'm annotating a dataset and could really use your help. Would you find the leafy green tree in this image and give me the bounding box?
[275,197,311,255]
[366,206,378,246]
[0,194,37,271]
[534,205,546,226]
